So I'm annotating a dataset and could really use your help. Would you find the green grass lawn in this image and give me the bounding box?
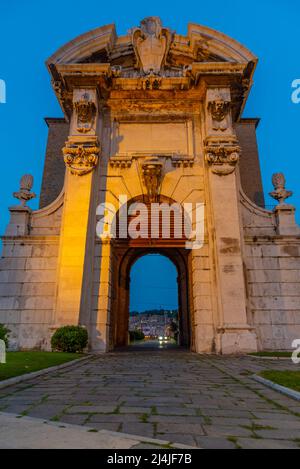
[250,351,292,358]
[0,352,84,381]
[259,370,300,393]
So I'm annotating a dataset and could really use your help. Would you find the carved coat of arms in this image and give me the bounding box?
[132,17,172,75]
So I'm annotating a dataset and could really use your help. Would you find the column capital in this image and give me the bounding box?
[63,136,100,176]
[204,87,241,176]
[204,136,241,175]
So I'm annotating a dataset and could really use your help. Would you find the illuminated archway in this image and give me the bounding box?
[108,194,193,349]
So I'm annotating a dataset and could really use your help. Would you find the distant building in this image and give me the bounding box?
[129,311,178,338]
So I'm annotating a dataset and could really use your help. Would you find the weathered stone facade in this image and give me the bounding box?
[1,18,299,353]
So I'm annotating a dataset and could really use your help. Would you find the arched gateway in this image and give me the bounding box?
[1,18,300,353]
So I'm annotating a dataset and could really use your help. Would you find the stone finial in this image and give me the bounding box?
[13,174,36,207]
[269,173,293,205]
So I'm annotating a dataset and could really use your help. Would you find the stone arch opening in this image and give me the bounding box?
[128,253,180,350]
[110,246,191,350]
[109,195,193,350]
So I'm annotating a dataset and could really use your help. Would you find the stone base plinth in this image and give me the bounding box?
[274,204,300,235]
[216,326,258,355]
[5,206,32,236]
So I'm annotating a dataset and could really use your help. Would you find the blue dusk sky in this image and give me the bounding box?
[0,0,299,311]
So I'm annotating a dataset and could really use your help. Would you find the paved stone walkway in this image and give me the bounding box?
[0,350,300,449]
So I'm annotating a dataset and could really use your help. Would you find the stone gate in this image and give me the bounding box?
[1,18,300,353]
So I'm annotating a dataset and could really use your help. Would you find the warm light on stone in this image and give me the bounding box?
[0,18,299,353]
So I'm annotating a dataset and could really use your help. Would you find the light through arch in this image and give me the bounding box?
[129,254,179,347]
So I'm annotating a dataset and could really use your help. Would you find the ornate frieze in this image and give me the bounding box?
[132,17,172,75]
[205,137,241,175]
[74,92,97,133]
[109,153,194,170]
[141,157,163,202]
[270,173,293,205]
[171,155,194,168]
[63,138,100,176]
[109,155,133,168]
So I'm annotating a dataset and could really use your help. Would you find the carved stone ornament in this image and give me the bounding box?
[63,142,100,176]
[13,174,36,207]
[205,138,241,175]
[74,93,97,133]
[142,157,163,202]
[141,74,162,90]
[208,98,231,131]
[269,173,293,205]
[132,17,172,75]
[52,80,73,116]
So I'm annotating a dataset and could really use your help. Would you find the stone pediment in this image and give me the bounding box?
[47,18,257,72]
[47,18,257,121]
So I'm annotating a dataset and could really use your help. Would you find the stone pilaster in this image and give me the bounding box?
[204,87,257,354]
[52,89,100,328]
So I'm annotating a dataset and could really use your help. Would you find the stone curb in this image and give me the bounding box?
[99,429,197,449]
[0,412,198,449]
[249,355,292,361]
[0,355,93,390]
[253,374,300,402]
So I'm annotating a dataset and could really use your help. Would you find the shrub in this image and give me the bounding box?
[129,329,145,342]
[51,326,88,353]
[0,324,10,348]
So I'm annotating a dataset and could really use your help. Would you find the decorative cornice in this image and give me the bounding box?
[109,153,194,169]
[109,155,133,168]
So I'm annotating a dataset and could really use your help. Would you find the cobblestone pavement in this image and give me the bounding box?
[0,350,300,449]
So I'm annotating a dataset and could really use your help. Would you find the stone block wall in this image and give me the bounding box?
[241,192,300,350]
[89,241,113,351]
[245,240,300,350]
[192,243,215,353]
[0,238,59,350]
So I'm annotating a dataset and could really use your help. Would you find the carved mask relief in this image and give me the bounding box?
[74,92,97,133]
[208,98,231,131]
